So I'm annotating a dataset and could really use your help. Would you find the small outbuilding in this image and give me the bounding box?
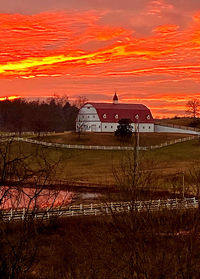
[76,93,154,133]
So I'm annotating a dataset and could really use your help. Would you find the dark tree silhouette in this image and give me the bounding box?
[115,118,133,138]
[186,98,200,119]
[0,96,79,133]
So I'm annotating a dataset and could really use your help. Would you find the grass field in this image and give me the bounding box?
[39,132,190,147]
[14,137,200,187]
[157,117,196,127]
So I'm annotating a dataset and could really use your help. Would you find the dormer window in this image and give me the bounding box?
[135,114,139,120]
[103,113,107,119]
[115,114,118,119]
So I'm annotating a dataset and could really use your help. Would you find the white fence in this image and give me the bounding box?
[1,135,198,151]
[0,197,199,222]
[0,131,56,137]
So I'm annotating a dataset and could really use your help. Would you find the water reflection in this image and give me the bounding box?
[0,187,73,210]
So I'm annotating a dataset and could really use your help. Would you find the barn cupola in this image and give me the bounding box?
[113,92,118,104]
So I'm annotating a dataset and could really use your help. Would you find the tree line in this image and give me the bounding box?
[0,95,86,134]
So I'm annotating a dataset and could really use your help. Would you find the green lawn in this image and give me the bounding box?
[147,139,200,163]
[12,138,200,185]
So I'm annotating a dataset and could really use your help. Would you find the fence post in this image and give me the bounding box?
[167,199,170,209]
[22,208,25,220]
[111,202,114,211]
[158,199,160,209]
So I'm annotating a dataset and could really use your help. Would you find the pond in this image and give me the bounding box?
[0,187,73,210]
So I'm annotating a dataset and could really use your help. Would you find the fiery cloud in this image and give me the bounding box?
[1,4,200,116]
[0,10,200,79]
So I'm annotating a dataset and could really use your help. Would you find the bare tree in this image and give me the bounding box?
[76,121,85,140]
[186,98,200,119]
[106,135,200,279]
[74,96,88,109]
[0,137,69,278]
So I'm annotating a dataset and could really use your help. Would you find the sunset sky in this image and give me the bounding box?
[1,0,200,117]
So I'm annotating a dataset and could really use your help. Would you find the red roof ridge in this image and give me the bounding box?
[85,102,148,109]
[80,102,154,123]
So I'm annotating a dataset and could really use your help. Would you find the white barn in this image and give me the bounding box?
[76,93,154,133]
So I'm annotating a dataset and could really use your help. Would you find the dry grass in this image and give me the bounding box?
[10,211,200,279]
[40,132,190,147]
[10,136,200,192]
[157,117,193,127]
[17,137,200,187]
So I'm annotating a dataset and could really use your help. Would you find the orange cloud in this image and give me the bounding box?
[147,0,174,16]
[154,24,180,35]
[0,10,199,80]
[1,9,200,117]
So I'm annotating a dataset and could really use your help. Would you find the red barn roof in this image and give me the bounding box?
[85,103,154,123]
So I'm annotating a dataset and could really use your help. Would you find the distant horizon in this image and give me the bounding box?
[0,94,193,119]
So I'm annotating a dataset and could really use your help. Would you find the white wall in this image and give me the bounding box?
[101,123,154,133]
[133,123,154,133]
[101,123,118,132]
[76,121,102,132]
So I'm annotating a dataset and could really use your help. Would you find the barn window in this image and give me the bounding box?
[99,126,101,128]
[149,126,151,129]
[88,115,89,119]
[135,114,139,120]
[103,113,107,119]
[105,126,107,129]
[115,114,118,119]
[143,126,145,129]
[93,115,95,118]
[87,107,90,109]
[147,115,150,120]
[111,126,113,128]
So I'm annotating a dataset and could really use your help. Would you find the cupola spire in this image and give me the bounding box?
[113,91,118,104]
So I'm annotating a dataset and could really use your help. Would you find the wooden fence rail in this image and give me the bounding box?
[0,131,56,137]
[0,197,199,222]
[0,135,198,151]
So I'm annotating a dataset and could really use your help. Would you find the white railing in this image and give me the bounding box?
[0,135,198,151]
[0,131,56,137]
[0,197,199,222]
